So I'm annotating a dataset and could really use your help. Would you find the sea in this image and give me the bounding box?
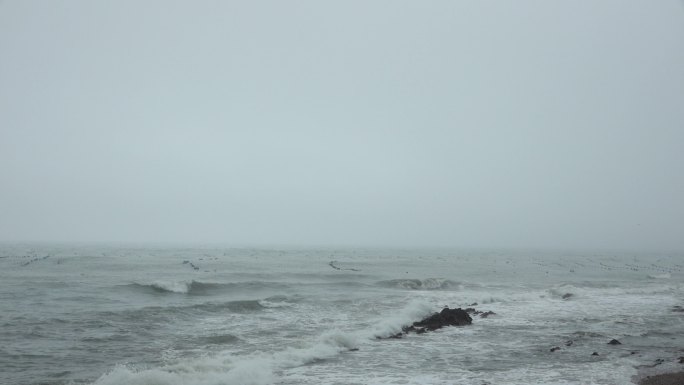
[1,244,682,385]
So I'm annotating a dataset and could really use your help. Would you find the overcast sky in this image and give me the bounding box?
[1,1,683,250]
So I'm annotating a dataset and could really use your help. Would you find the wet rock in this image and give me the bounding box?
[607,339,622,345]
[395,307,473,337]
[565,340,573,347]
[378,307,474,339]
[678,356,684,364]
[412,307,472,331]
[550,346,561,352]
[672,306,684,313]
[592,352,600,356]
[562,293,573,300]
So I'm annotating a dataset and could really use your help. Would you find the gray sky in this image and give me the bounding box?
[1,1,683,250]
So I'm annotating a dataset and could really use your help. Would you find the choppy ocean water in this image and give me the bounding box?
[1,245,682,385]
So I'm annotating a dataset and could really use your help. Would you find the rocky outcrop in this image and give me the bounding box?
[386,307,472,338]
[413,307,472,330]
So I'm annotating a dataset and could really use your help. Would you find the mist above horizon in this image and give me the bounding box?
[1,1,683,251]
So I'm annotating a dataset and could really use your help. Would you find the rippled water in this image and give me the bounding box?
[1,245,682,384]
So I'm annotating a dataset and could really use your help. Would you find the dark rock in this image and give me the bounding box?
[465,308,477,314]
[562,293,573,300]
[380,307,473,339]
[607,339,622,345]
[550,347,561,352]
[348,348,359,352]
[678,356,684,364]
[672,306,684,313]
[411,307,472,331]
[469,302,478,306]
[565,340,573,347]
[592,352,599,356]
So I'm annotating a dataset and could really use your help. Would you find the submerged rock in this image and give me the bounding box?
[550,346,561,352]
[479,311,496,318]
[608,339,622,345]
[465,307,496,318]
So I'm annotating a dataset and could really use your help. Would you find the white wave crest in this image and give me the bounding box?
[148,280,192,294]
[92,360,274,385]
[366,299,434,339]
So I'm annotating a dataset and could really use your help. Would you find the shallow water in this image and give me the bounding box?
[1,245,682,385]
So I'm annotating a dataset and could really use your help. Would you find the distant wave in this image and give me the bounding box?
[99,298,276,324]
[548,282,677,299]
[647,273,671,280]
[195,297,299,313]
[377,278,461,291]
[127,280,289,295]
[196,299,265,313]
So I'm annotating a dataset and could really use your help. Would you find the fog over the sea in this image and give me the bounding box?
[1,1,683,250]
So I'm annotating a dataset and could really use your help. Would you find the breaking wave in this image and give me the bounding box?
[91,300,433,385]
